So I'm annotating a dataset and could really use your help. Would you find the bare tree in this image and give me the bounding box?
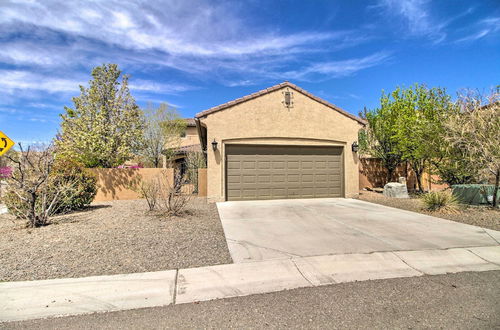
[445,89,500,207]
[141,103,186,168]
[4,144,76,227]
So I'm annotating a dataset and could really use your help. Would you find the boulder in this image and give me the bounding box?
[383,182,409,198]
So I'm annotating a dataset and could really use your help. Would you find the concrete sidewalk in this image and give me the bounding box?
[1,245,499,323]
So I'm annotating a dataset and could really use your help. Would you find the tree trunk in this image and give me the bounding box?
[28,192,37,228]
[386,167,394,184]
[493,169,499,208]
[411,160,425,193]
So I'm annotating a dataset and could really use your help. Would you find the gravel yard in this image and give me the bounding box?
[0,198,232,282]
[358,190,499,231]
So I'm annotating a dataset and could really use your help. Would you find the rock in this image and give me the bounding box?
[383,182,409,199]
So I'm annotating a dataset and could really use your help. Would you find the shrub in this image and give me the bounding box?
[4,145,78,227]
[50,159,97,212]
[135,178,160,212]
[0,167,12,179]
[4,148,98,227]
[421,190,459,213]
[157,173,191,216]
[132,171,191,216]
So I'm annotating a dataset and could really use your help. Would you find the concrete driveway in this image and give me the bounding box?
[217,198,500,263]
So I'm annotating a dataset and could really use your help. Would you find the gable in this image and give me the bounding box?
[195,82,366,126]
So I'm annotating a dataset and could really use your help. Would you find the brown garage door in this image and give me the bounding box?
[226,145,343,201]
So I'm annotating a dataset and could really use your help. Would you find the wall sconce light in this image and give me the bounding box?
[212,139,218,151]
[351,141,359,153]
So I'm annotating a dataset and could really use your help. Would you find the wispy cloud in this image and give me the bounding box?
[283,52,392,80]
[0,0,378,87]
[0,70,83,94]
[376,0,447,43]
[455,17,500,42]
[129,80,196,94]
[0,69,191,98]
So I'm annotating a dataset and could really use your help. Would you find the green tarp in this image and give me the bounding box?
[451,184,499,205]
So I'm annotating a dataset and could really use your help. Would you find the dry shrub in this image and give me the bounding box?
[4,144,80,227]
[157,172,191,216]
[136,178,160,212]
[421,190,460,213]
[133,171,191,216]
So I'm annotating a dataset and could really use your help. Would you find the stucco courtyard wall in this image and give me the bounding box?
[91,168,174,201]
[197,87,364,201]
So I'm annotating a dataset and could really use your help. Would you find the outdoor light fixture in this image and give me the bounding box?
[351,141,359,153]
[212,139,218,151]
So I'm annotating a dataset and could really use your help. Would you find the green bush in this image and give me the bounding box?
[421,190,459,213]
[50,159,97,212]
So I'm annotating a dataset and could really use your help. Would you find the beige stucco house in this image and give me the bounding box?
[194,82,366,202]
[162,118,202,174]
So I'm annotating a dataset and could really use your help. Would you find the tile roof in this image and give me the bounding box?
[195,81,367,125]
[184,118,197,127]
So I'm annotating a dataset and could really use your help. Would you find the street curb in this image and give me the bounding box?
[1,245,499,323]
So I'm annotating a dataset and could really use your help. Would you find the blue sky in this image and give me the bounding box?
[0,0,499,145]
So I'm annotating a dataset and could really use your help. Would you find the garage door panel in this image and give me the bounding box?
[226,145,343,201]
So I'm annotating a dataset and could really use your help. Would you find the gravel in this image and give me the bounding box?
[359,190,500,231]
[0,198,232,282]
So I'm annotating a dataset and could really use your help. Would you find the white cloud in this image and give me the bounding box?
[455,17,500,43]
[129,80,196,94]
[0,0,379,86]
[377,0,446,42]
[283,52,392,80]
[0,1,341,58]
[0,69,192,97]
[0,70,82,94]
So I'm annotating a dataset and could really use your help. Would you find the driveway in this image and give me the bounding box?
[217,198,500,263]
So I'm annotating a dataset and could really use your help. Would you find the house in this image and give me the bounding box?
[164,118,202,177]
[194,82,366,202]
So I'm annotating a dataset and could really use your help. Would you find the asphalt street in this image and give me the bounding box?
[3,270,499,329]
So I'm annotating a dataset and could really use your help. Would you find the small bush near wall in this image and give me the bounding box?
[50,159,97,212]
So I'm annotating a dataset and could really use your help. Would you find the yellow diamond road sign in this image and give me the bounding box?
[0,131,15,156]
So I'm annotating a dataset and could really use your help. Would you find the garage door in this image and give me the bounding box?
[226,145,343,201]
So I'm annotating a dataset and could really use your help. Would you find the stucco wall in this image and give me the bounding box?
[180,126,200,147]
[198,87,364,201]
[91,168,174,201]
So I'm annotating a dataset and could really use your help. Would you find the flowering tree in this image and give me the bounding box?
[56,64,144,168]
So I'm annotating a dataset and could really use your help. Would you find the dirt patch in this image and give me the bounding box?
[358,191,500,231]
[0,198,232,282]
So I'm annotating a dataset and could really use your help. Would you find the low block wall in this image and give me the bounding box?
[359,158,448,192]
[91,168,174,202]
[198,168,207,197]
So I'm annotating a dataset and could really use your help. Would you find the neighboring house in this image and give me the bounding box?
[194,82,366,202]
[165,118,202,177]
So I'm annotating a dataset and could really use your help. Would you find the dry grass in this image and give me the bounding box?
[0,198,232,282]
[359,191,500,231]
